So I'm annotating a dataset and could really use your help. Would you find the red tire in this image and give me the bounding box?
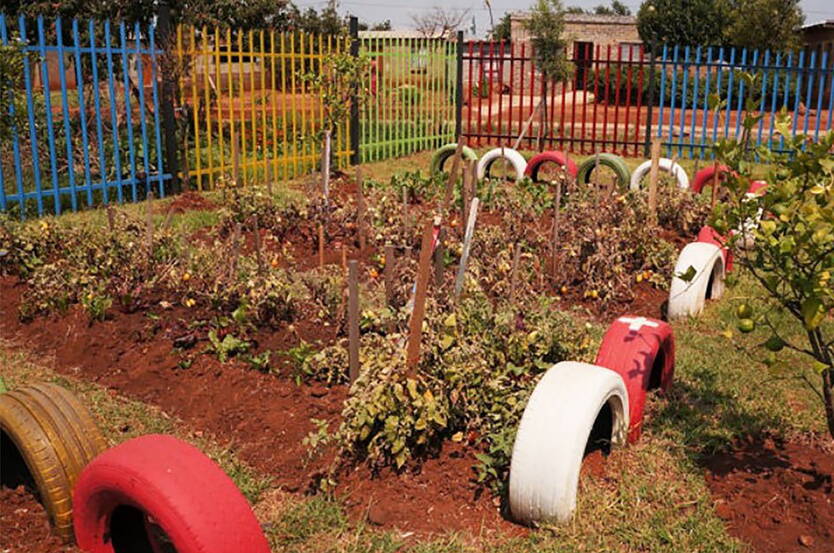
[696,225,734,273]
[594,315,675,444]
[524,150,578,182]
[747,180,768,196]
[72,434,269,553]
[692,164,732,194]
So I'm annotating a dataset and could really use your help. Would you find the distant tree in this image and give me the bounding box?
[637,0,728,48]
[725,0,804,51]
[565,6,586,14]
[490,12,513,41]
[411,7,470,38]
[525,0,572,82]
[594,1,632,15]
[358,20,393,31]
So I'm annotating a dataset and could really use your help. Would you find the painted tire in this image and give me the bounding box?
[629,158,690,191]
[509,361,629,525]
[0,382,107,542]
[692,164,732,194]
[429,143,478,175]
[747,180,768,196]
[524,150,579,181]
[697,225,733,272]
[595,316,675,444]
[667,242,726,321]
[73,434,270,553]
[576,153,631,187]
[476,147,528,181]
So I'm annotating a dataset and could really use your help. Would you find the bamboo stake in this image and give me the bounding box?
[252,216,264,274]
[348,259,360,383]
[145,191,154,254]
[402,186,410,237]
[106,205,115,233]
[384,243,395,308]
[442,136,465,213]
[433,226,445,287]
[356,166,367,250]
[322,130,331,204]
[406,221,435,372]
[513,98,544,151]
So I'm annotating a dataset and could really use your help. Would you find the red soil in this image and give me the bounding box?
[703,436,834,553]
[168,190,218,213]
[0,487,78,553]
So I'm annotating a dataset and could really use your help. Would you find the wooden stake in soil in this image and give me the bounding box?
[232,132,242,188]
[647,138,662,223]
[513,98,544,151]
[145,191,154,254]
[341,245,347,271]
[509,242,522,302]
[710,160,720,210]
[551,179,562,278]
[442,137,465,214]
[228,223,242,281]
[322,130,331,204]
[356,166,367,251]
[461,159,472,232]
[384,243,395,308]
[406,221,435,372]
[318,224,325,268]
[433,225,445,287]
[106,205,115,233]
[402,186,410,237]
[347,259,360,383]
[252,216,264,275]
[454,197,480,300]
[267,155,274,197]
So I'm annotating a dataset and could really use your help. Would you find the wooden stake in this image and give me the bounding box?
[145,191,154,254]
[106,205,115,233]
[341,245,347,271]
[406,221,435,372]
[348,259,360,383]
[648,138,662,223]
[551,179,562,277]
[267,156,274,196]
[433,225,445,287]
[461,159,472,232]
[442,136,465,214]
[513,98,544,151]
[228,223,242,281]
[232,132,242,188]
[322,130,331,204]
[710,161,720,210]
[509,242,522,301]
[402,186,410,237]
[252,216,264,275]
[454,197,480,299]
[356,167,367,251]
[384,243,395,307]
[318,224,325,268]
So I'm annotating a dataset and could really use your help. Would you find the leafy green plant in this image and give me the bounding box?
[710,96,834,438]
[206,329,250,363]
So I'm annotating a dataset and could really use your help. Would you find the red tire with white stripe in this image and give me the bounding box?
[72,434,270,553]
[696,225,733,273]
[524,151,578,182]
[594,315,675,444]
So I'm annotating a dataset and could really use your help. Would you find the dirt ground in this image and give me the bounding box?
[703,436,834,553]
[0,487,79,553]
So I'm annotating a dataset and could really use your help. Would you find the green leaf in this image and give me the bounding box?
[800,297,825,330]
[676,265,697,282]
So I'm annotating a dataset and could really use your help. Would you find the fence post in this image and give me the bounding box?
[643,43,658,158]
[455,31,464,139]
[349,16,361,166]
[156,2,182,195]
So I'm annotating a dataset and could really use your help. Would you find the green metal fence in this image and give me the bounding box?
[359,34,457,163]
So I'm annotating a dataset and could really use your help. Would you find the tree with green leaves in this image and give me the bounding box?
[0,42,26,143]
[724,0,804,52]
[710,73,834,439]
[489,12,512,41]
[594,1,632,15]
[637,0,728,48]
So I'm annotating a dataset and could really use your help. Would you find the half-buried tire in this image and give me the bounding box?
[0,382,107,542]
[509,361,629,525]
[595,316,675,444]
[629,157,690,191]
[476,147,528,181]
[72,434,270,553]
[524,150,578,182]
[429,143,478,175]
[667,242,725,321]
[576,153,631,188]
[697,225,733,272]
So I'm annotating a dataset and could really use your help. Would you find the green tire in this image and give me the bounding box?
[576,153,631,188]
[429,143,478,175]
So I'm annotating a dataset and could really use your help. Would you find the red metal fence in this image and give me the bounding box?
[461,41,652,157]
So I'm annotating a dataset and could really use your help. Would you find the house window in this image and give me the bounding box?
[618,42,642,60]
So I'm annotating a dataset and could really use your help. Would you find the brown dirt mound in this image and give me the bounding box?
[168,190,217,213]
[703,436,834,553]
[0,486,78,552]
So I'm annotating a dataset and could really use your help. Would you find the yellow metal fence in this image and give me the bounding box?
[176,26,351,191]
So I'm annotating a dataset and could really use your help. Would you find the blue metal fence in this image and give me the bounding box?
[0,14,171,219]
[655,44,834,158]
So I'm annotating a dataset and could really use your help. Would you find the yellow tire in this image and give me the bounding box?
[0,382,107,542]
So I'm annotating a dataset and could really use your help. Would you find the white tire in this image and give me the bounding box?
[629,158,690,191]
[476,147,527,181]
[667,242,725,321]
[509,361,629,525]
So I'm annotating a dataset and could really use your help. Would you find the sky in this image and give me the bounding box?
[293,0,834,38]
